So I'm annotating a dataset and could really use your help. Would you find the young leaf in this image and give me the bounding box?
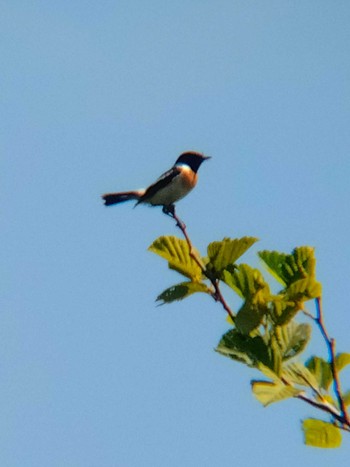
[235,295,267,335]
[294,246,317,278]
[156,282,211,304]
[284,277,322,302]
[302,419,342,448]
[149,236,202,281]
[251,380,300,406]
[269,333,283,376]
[276,321,312,360]
[207,237,257,277]
[258,246,318,287]
[269,296,301,325]
[216,329,271,368]
[335,353,350,372]
[305,356,333,391]
[257,363,280,380]
[222,264,269,299]
[343,390,350,406]
[258,251,291,285]
[269,278,321,326]
[282,362,320,390]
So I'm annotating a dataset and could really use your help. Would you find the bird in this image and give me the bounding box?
[102,151,210,214]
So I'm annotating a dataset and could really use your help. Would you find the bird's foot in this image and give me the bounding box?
[162,205,175,218]
[163,205,186,229]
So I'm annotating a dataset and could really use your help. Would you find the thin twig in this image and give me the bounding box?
[170,209,206,271]
[301,308,315,321]
[211,280,235,322]
[314,297,350,426]
[168,207,235,322]
[296,393,348,426]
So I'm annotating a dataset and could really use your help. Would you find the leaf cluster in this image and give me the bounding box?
[149,235,349,448]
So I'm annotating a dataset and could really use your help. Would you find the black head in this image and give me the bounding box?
[175,151,211,173]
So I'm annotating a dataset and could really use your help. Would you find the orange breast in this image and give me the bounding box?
[148,166,198,206]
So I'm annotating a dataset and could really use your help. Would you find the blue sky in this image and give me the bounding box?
[2,1,350,465]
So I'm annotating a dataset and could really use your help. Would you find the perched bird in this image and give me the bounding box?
[102,151,210,213]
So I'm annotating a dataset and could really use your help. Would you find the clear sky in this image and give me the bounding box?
[2,1,350,466]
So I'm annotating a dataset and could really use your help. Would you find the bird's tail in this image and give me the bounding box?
[102,189,145,206]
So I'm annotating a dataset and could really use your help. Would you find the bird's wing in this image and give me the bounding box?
[139,166,181,203]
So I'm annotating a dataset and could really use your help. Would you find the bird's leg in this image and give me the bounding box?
[162,204,175,218]
[162,205,186,229]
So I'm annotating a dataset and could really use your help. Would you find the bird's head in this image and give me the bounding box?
[175,151,211,173]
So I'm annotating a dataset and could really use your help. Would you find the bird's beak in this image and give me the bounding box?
[203,155,211,160]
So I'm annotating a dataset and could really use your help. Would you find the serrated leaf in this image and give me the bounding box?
[216,329,271,368]
[305,356,333,391]
[302,419,342,448]
[259,246,318,287]
[282,362,320,390]
[270,296,301,325]
[258,251,291,285]
[256,363,280,381]
[269,333,282,376]
[335,353,350,372]
[285,277,322,302]
[235,296,267,335]
[277,321,312,360]
[207,237,258,276]
[294,246,317,277]
[251,380,300,406]
[269,278,321,325]
[224,264,270,335]
[156,282,211,304]
[223,264,269,299]
[149,236,202,281]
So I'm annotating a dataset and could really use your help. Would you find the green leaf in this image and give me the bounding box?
[149,236,202,281]
[294,246,317,277]
[258,246,318,287]
[285,277,322,302]
[258,251,292,285]
[235,296,267,335]
[207,237,258,277]
[276,321,312,360]
[156,282,211,304]
[269,279,321,326]
[343,390,350,406]
[269,296,301,325]
[282,362,320,390]
[216,329,271,368]
[302,419,342,448]
[257,363,280,380]
[305,356,333,391]
[251,380,300,406]
[269,333,283,376]
[305,354,350,393]
[222,264,269,299]
[223,264,270,334]
[335,353,350,372]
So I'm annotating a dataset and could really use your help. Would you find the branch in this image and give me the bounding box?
[297,393,341,421]
[314,297,350,427]
[166,206,236,322]
[163,208,350,432]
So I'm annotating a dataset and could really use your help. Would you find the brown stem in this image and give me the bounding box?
[212,280,235,322]
[169,207,235,322]
[296,393,350,429]
[314,297,350,426]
